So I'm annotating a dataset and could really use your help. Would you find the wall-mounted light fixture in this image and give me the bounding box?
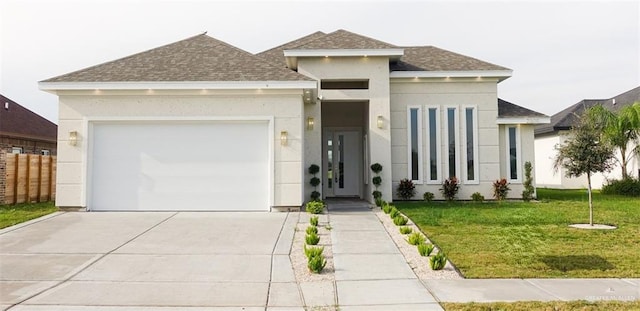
[280,131,288,146]
[303,89,314,104]
[377,115,384,129]
[68,131,78,146]
[307,117,315,130]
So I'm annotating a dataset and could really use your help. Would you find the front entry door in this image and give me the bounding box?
[324,129,361,197]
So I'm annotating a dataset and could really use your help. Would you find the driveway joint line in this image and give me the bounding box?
[6,211,179,310]
[265,211,293,309]
[524,278,565,301]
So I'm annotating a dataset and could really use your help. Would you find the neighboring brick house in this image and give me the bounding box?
[0,94,57,155]
[1,94,57,204]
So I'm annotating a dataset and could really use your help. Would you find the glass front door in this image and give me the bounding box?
[323,129,361,197]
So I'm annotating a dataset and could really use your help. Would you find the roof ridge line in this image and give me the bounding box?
[40,33,210,82]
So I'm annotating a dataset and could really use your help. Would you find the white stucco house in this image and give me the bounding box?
[534,86,640,189]
[40,30,549,211]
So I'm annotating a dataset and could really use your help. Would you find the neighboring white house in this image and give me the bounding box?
[40,30,549,211]
[534,86,640,189]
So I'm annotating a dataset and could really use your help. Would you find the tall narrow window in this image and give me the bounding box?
[407,106,422,182]
[427,107,439,182]
[465,107,477,182]
[446,107,458,178]
[508,126,519,180]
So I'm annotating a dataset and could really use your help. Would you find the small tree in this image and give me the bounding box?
[521,161,535,202]
[587,103,640,180]
[554,110,615,226]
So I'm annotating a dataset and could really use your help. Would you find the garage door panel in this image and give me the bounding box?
[90,121,269,211]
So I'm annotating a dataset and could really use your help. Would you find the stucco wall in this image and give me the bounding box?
[389,79,502,200]
[55,89,304,208]
[299,56,392,202]
[499,124,537,198]
[535,131,638,189]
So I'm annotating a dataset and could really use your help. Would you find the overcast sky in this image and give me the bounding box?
[1,0,638,124]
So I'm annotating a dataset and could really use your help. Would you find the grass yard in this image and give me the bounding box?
[395,189,640,278]
[0,201,58,229]
[442,300,640,311]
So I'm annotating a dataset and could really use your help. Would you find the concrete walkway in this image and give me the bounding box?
[326,199,639,308]
[326,199,444,310]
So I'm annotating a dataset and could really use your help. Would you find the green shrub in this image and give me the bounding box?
[310,177,321,187]
[471,192,484,202]
[309,216,319,226]
[305,233,320,245]
[372,190,382,200]
[306,201,324,214]
[372,176,382,186]
[602,178,640,196]
[307,254,327,273]
[493,178,511,201]
[304,245,324,259]
[375,198,384,207]
[440,177,459,201]
[430,252,447,270]
[407,232,425,245]
[382,203,393,214]
[393,215,408,226]
[370,163,383,174]
[397,178,416,200]
[522,161,535,201]
[417,243,434,257]
[310,191,321,201]
[423,192,435,202]
[308,164,320,175]
[306,226,318,235]
[399,226,413,234]
[389,207,400,218]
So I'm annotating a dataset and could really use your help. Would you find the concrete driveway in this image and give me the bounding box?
[0,211,299,311]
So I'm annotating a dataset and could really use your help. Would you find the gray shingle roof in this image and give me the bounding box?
[0,94,57,141]
[256,31,326,67]
[42,34,311,83]
[260,30,508,72]
[392,46,509,71]
[498,98,548,119]
[535,86,640,136]
[291,29,397,50]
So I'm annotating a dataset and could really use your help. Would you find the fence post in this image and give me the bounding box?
[37,155,43,203]
[13,154,18,204]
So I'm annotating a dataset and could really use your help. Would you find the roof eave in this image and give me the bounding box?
[39,80,317,93]
[284,48,405,69]
[496,117,551,125]
[390,70,513,82]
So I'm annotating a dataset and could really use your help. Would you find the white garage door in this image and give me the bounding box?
[89,121,270,211]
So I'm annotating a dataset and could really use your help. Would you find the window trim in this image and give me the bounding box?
[425,106,441,184]
[407,105,423,184]
[506,125,522,183]
[462,105,480,184]
[444,106,460,179]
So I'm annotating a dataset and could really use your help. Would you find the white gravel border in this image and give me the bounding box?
[375,209,463,280]
[290,216,335,283]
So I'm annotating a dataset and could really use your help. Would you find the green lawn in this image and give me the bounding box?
[395,189,640,278]
[442,300,640,311]
[0,202,58,229]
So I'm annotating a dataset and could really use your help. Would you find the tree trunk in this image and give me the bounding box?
[620,146,628,179]
[587,172,593,226]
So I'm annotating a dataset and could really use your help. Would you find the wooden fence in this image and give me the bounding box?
[4,154,56,204]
